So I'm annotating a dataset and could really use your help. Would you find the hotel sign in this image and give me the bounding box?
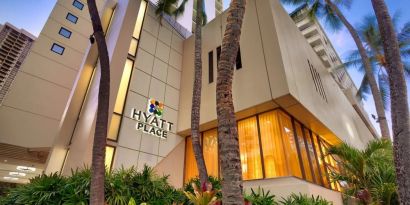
[130,99,173,139]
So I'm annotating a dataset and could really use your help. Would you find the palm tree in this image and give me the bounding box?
[370,0,410,202]
[281,0,391,139]
[86,0,111,204]
[327,140,397,204]
[343,15,410,109]
[216,0,246,204]
[155,0,209,187]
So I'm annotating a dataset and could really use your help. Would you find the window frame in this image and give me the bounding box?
[72,0,84,10]
[59,27,72,39]
[51,43,65,55]
[66,13,78,24]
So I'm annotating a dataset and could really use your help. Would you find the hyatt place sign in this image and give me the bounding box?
[130,99,173,139]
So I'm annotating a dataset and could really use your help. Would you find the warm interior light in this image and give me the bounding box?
[9,172,26,177]
[3,176,18,180]
[16,166,36,172]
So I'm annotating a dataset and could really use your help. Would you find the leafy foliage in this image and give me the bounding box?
[244,187,278,205]
[0,165,186,205]
[184,182,219,205]
[327,139,398,204]
[184,176,222,200]
[280,193,332,205]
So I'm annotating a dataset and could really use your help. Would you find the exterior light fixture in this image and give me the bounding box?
[3,176,18,180]
[16,166,36,172]
[9,172,26,177]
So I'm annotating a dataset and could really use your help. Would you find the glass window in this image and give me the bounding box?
[51,43,65,55]
[128,38,138,56]
[235,47,242,70]
[108,114,121,141]
[277,111,302,178]
[72,0,84,10]
[313,135,330,188]
[184,137,198,183]
[208,51,214,83]
[294,122,314,182]
[66,13,78,24]
[304,128,322,184]
[113,59,133,114]
[238,117,263,180]
[59,27,72,38]
[203,129,218,177]
[132,0,147,39]
[321,141,342,191]
[105,146,115,171]
[259,111,289,178]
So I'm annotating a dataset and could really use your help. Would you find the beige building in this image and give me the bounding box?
[0,23,35,104]
[0,0,377,204]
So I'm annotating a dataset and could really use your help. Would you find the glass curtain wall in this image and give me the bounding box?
[184,109,341,191]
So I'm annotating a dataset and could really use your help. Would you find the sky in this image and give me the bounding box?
[0,0,409,136]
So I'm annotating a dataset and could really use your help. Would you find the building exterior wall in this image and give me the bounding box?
[178,0,374,146]
[0,0,106,149]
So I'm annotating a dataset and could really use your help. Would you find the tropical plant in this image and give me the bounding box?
[215,0,247,204]
[280,193,332,205]
[342,14,410,108]
[281,0,390,139]
[184,182,219,205]
[0,173,66,205]
[62,168,92,204]
[86,0,111,204]
[154,0,210,187]
[370,0,410,202]
[184,176,222,200]
[244,187,278,205]
[0,166,186,205]
[326,139,397,204]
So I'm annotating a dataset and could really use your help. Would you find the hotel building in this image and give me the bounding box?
[0,0,377,203]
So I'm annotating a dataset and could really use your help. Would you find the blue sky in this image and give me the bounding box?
[0,0,409,136]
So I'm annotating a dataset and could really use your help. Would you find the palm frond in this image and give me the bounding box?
[172,0,188,18]
[356,76,370,100]
[280,0,309,6]
[378,71,390,110]
[322,4,342,32]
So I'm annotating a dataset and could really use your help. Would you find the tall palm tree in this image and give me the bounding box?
[343,15,410,109]
[370,0,410,202]
[216,0,246,204]
[281,0,391,139]
[190,0,210,187]
[155,0,209,187]
[86,0,111,204]
[327,140,397,204]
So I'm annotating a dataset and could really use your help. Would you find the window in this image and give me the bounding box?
[235,47,242,70]
[59,27,72,38]
[183,109,341,191]
[208,51,214,83]
[105,146,115,171]
[113,59,134,114]
[184,137,199,182]
[203,129,218,177]
[238,117,263,180]
[72,0,84,10]
[128,38,138,56]
[51,43,65,55]
[66,13,78,24]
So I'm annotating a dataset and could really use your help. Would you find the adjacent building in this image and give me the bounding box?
[0,0,377,204]
[0,23,35,104]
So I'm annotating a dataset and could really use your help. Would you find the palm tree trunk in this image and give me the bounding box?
[325,0,391,139]
[87,0,110,204]
[216,0,246,204]
[191,0,209,187]
[370,0,410,202]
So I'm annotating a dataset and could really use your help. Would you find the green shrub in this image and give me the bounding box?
[244,187,278,205]
[0,173,66,205]
[280,193,332,205]
[0,165,185,205]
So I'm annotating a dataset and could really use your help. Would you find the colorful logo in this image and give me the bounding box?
[147,99,164,117]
